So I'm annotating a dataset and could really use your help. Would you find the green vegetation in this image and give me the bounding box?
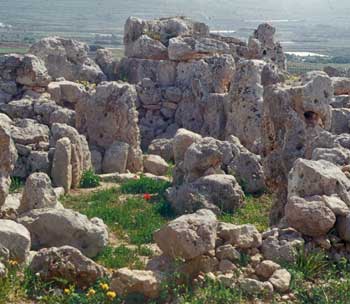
[63,181,173,244]
[6,176,350,304]
[9,177,24,193]
[0,47,28,54]
[120,175,171,195]
[285,249,350,304]
[220,194,272,232]
[79,170,101,188]
[287,60,350,75]
[95,245,152,270]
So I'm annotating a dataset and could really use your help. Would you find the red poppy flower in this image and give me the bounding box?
[143,193,151,200]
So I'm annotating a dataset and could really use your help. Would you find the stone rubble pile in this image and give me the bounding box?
[3,14,350,301]
[118,16,285,149]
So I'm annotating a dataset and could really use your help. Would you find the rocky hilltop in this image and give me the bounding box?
[1,16,350,303]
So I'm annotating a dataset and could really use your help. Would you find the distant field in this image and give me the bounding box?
[287,61,350,75]
[0,43,29,54]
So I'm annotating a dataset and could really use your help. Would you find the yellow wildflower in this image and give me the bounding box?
[8,260,18,266]
[106,291,117,300]
[100,283,109,291]
[87,288,96,297]
[64,288,71,295]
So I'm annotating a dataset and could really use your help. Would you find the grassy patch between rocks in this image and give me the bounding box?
[120,176,171,195]
[95,245,152,270]
[219,194,273,232]
[285,251,350,304]
[62,185,173,245]
[9,177,24,194]
[79,169,101,188]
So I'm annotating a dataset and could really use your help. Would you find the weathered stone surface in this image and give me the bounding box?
[143,154,169,176]
[336,214,350,242]
[215,244,241,262]
[218,223,262,249]
[48,80,86,107]
[225,60,267,154]
[332,77,350,96]
[111,268,163,299]
[90,148,103,174]
[0,98,34,119]
[102,141,130,174]
[255,260,281,280]
[330,108,350,134]
[262,71,333,223]
[127,35,168,60]
[18,208,108,258]
[239,278,274,297]
[52,137,72,192]
[168,36,231,61]
[154,209,217,260]
[16,54,51,87]
[173,128,202,163]
[10,119,50,145]
[0,123,17,208]
[0,219,31,262]
[95,49,119,81]
[30,37,106,83]
[27,151,50,175]
[49,107,75,127]
[124,16,209,56]
[175,54,235,94]
[118,57,177,86]
[19,172,59,214]
[166,174,244,215]
[182,137,225,182]
[30,246,108,288]
[226,136,266,194]
[261,228,304,263]
[148,138,174,162]
[285,196,336,237]
[51,123,92,188]
[76,82,142,172]
[288,159,350,205]
[249,23,286,70]
[269,269,291,293]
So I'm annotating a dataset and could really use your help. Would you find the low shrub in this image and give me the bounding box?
[120,175,171,195]
[80,170,101,188]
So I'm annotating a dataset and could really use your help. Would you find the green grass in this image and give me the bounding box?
[219,194,272,232]
[0,47,28,54]
[9,177,24,193]
[286,248,328,282]
[62,186,173,245]
[120,176,171,195]
[0,264,26,304]
[96,245,149,270]
[287,60,350,75]
[80,170,101,188]
[283,248,350,304]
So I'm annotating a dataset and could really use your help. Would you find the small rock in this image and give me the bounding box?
[255,260,281,280]
[19,173,59,214]
[218,223,262,249]
[110,268,163,299]
[219,259,237,273]
[154,209,217,260]
[29,246,108,288]
[269,269,291,293]
[215,244,241,262]
[0,219,31,262]
[240,278,274,297]
[143,154,169,176]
